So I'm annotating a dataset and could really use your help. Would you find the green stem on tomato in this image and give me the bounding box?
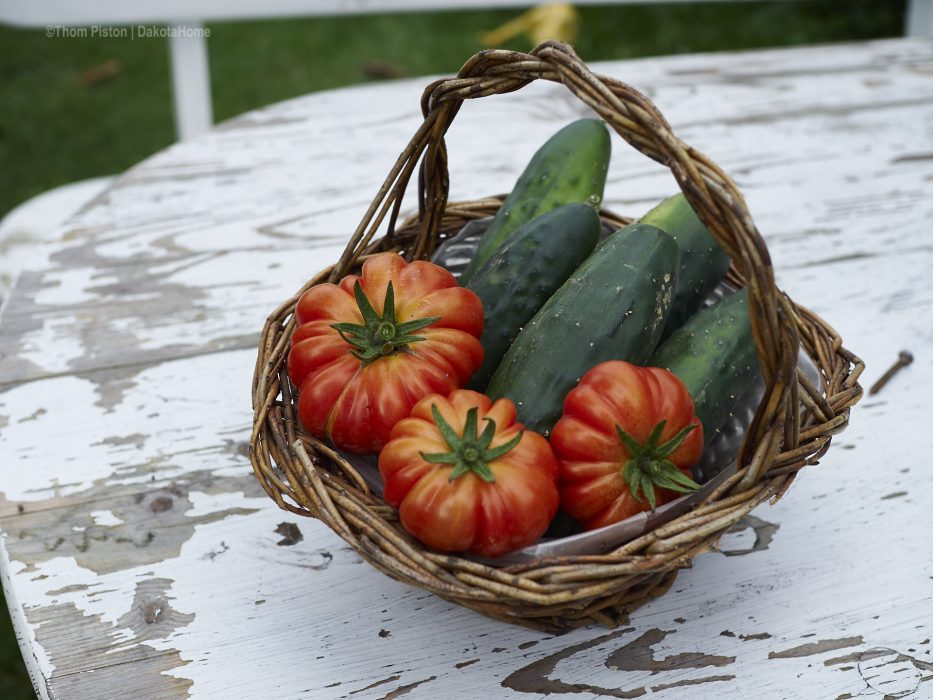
[616,419,700,510]
[331,281,440,363]
[420,405,523,484]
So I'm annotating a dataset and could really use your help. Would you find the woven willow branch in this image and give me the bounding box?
[249,42,864,633]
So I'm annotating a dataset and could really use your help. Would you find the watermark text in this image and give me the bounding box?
[45,25,211,40]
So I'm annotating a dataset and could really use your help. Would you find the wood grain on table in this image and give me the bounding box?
[1,38,932,699]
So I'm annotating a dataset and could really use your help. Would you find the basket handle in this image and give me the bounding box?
[334,41,805,492]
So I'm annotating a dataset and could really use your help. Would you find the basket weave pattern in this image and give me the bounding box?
[249,42,864,632]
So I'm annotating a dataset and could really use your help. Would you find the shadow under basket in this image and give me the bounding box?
[249,41,864,634]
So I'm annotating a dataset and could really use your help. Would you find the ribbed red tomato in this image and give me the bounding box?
[378,390,559,557]
[551,361,703,530]
[288,253,484,453]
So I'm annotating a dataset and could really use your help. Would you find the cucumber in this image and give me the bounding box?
[486,223,680,435]
[466,203,602,391]
[459,119,611,284]
[649,288,759,446]
[640,194,732,339]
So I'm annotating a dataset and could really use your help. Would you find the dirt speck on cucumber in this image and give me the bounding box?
[640,193,732,340]
[649,288,758,445]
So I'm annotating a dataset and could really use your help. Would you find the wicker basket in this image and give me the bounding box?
[249,41,864,633]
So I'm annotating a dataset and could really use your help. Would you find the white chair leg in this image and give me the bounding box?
[168,22,213,141]
[906,0,933,36]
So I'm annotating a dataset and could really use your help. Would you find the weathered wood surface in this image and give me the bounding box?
[2,38,933,699]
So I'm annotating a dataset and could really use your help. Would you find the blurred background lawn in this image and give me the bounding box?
[0,0,907,695]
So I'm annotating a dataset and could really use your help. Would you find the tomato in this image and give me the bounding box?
[378,390,559,557]
[550,361,703,531]
[288,253,484,453]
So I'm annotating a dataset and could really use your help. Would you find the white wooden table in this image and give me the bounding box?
[2,38,933,700]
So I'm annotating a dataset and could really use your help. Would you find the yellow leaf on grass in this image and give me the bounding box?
[480,3,580,47]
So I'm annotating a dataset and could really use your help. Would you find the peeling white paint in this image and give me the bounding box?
[89,511,123,527]
[0,351,255,503]
[12,316,88,375]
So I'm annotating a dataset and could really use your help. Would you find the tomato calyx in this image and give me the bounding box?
[421,405,523,484]
[616,419,701,510]
[331,281,440,363]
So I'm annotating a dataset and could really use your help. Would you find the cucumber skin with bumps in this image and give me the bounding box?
[649,288,759,446]
[486,223,680,435]
[640,194,732,339]
[466,203,602,392]
[459,119,611,284]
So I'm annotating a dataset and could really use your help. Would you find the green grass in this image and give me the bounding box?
[0,1,906,693]
[1,595,33,700]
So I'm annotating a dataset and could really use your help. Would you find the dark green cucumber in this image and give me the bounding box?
[459,119,611,284]
[466,203,602,391]
[486,223,680,435]
[640,194,732,339]
[649,288,758,446]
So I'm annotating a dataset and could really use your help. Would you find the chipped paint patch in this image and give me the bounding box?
[348,674,401,695]
[503,625,742,697]
[650,675,736,692]
[275,522,303,546]
[502,628,646,698]
[2,471,263,575]
[769,637,864,659]
[88,365,146,413]
[605,628,735,673]
[719,515,779,556]
[377,676,437,699]
[31,267,103,307]
[45,583,90,596]
[12,316,88,377]
[825,651,863,666]
[26,578,194,698]
[115,577,195,643]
